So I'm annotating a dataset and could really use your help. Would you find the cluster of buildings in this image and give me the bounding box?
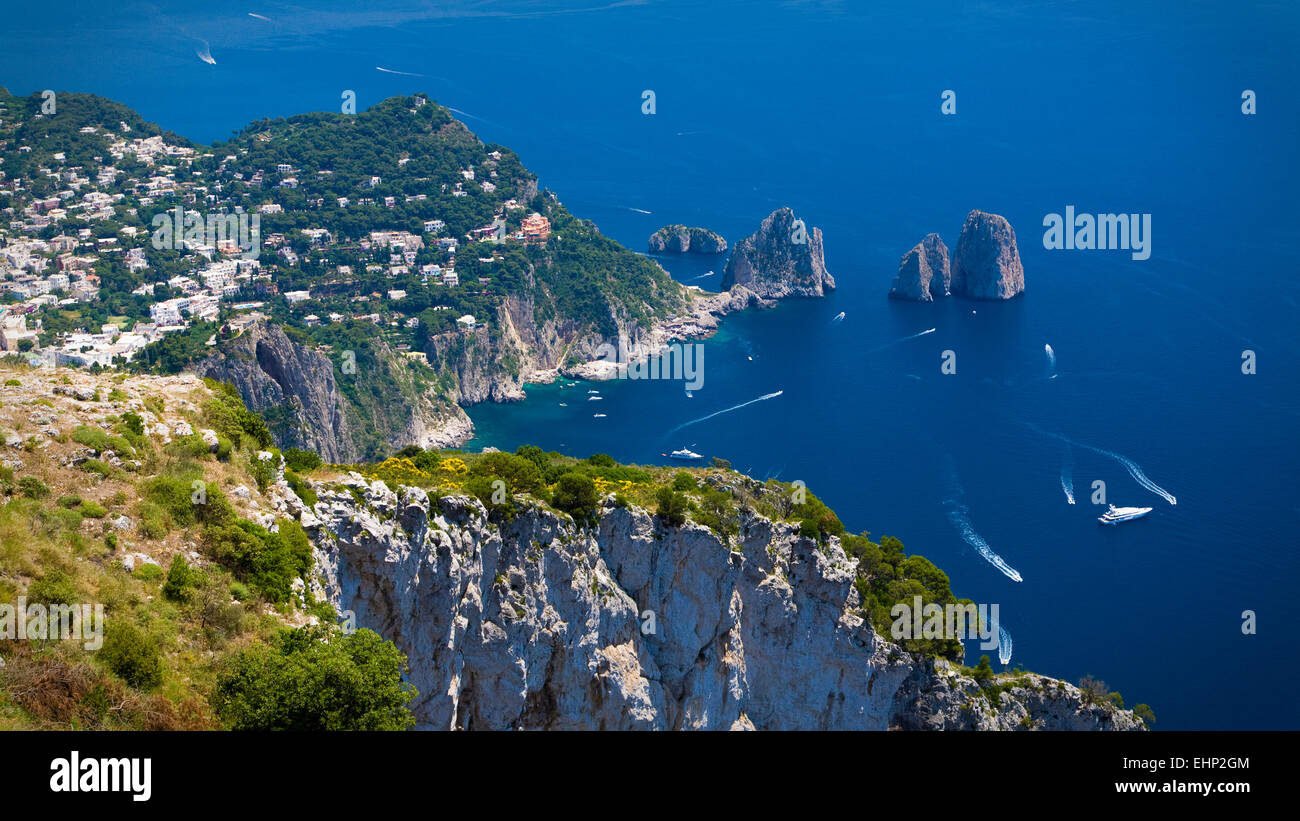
[0,95,559,371]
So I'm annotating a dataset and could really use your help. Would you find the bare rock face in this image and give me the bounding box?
[951,210,1025,300]
[889,233,951,301]
[722,207,835,298]
[302,475,1145,731]
[648,225,727,254]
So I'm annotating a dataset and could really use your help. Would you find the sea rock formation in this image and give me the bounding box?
[722,207,835,298]
[289,472,1145,731]
[889,233,951,301]
[951,210,1025,300]
[648,225,728,254]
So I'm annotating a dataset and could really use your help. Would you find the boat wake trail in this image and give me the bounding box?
[867,327,935,354]
[1027,423,1176,505]
[1044,343,1057,378]
[667,390,783,435]
[1060,444,1076,504]
[998,625,1013,665]
[943,460,1023,583]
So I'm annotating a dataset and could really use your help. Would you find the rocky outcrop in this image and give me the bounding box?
[722,208,835,298]
[889,233,951,301]
[951,210,1025,300]
[648,225,728,254]
[196,321,470,463]
[297,474,1144,731]
[195,321,356,463]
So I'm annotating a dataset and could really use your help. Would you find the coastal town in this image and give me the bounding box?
[0,91,552,371]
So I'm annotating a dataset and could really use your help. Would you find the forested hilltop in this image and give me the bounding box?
[0,90,691,460]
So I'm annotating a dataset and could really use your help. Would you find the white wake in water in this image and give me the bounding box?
[866,327,935,354]
[944,461,1023,583]
[1060,444,1076,504]
[1044,343,1056,378]
[998,625,1013,665]
[1027,423,1177,505]
[667,390,783,435]
[195,39,216,65]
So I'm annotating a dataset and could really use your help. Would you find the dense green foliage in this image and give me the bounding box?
[212,625,417,731]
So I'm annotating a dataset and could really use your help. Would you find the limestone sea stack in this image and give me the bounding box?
[951,210,1025,300]
[648,225,727,254]
[722,207,835,298]
[889,233,950,301]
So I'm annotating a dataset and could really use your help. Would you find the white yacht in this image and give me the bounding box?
[1098,504,1153,525]
[665,448,704,461]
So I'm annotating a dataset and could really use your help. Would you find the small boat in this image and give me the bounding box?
[558,402,567,407]
[588,395,602,401]
[1098,504,1153,525]
[663,448,704,461]
[593,413,606,418]
[587,390,600,394]
[832,311,845,323]
[685,389,693,398]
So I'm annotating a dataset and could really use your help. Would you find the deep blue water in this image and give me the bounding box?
[5,0,1298,729]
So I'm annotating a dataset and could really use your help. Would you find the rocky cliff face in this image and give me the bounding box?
[648,225,728,254]
[951,210,1025,300]
[889,233,951,301]
[288,473,1143,731]
[195,322,356,462]
[196,321,471,463]
[722,208,835,298]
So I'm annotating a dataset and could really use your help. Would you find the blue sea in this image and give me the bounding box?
[5,0,1297,729]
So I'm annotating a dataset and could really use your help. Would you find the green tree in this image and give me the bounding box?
[655,487,689,527]
[212,625,417,730]
[551,472,598,522]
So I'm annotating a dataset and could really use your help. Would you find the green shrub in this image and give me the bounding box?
[57,494,83,509]
[551,472,598,522]
[100,621,163,690]
[671,471,697,492]
[202,518,311,603]
[138,502,171,539]
[201,380,272,450]
[80,459,114,478]
[165,433,211,459]
[212,625,416,730]
[120,410,145,435]
[215,436,233,461]
[18,476,50,499]
[285,470,317,507]
[162,555,194,602]
[469,451,543,496]
[3,379,19,387]
[79,500,108,518]
[283,447,323,473]
[28,569,79,606]
[655,487,689,527]
[133,563,163,582]
[248,450,279,493]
